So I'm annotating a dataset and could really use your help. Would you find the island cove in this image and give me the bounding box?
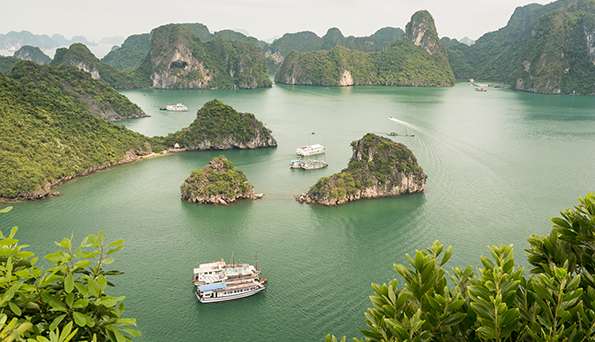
[0,64,276,201]
[0,63,423,206]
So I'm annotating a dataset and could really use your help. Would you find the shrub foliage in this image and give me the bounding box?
[327,193,595,341]
[0,207,139,341]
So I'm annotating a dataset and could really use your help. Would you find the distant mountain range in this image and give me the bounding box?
[2,0,592,95]
[0,31,120,58]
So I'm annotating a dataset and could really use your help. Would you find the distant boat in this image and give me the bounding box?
[385,131,415,137]
[160,103,189,112]
[289,159,328,170]
[192,259,267,303]
[387,117,415,137]
[475,86,488,92]
[296,144,326,157]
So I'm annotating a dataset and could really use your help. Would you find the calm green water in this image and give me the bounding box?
[2,84,594,341]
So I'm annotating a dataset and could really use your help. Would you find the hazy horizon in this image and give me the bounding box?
[1,0,553,42]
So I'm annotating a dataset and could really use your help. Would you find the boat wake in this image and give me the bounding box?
[388,116,419,131]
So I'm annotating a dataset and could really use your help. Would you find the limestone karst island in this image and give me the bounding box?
[0,0,593,341]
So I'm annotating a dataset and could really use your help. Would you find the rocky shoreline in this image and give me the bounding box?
[180,156,262,205]
[0,148,185,202]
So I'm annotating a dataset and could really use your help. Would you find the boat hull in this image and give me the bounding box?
[196,286,266,303]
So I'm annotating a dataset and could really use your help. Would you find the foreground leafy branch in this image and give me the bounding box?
[0,207,139,342]
[327,193,595,341]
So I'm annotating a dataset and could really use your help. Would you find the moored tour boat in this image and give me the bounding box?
[160,103,189,112]
[289,159,328,170]
[192,259,267,303]
[296,144,325,157]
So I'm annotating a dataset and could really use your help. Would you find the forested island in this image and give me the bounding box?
[181,156,261,205]
[275,11,455,87]
[156,99,277,150]
[298,134,427,206]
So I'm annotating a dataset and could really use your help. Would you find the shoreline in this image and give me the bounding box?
[0,148,188,203]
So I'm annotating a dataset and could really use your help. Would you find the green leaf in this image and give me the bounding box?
[49,314,66,331]
[9,301,22,316]
[64,273,74,294]
[72,311,88,327]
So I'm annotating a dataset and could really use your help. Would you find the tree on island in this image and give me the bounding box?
[0,207,139,342]
[326,193,594,341]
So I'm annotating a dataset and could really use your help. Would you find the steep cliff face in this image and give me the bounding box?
[406,10,446,59]
[180,156,260,205]
[13,45,51,65]
[275,10,454,87]
[446,0,595,95]
[297,133,427,206]
[513,0,595,94]
[161,100,277,150]
[139,24,271,89]
[52,43,145,89]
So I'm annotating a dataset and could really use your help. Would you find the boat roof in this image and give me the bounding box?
[198,283,226,292]
[299,144,324,149]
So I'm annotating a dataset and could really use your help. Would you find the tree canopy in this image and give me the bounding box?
[0,206,139,342]
[327,193,595,341]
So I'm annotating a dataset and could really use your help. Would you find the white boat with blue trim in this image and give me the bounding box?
[192,259,267,303]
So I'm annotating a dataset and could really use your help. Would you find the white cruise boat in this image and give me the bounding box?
[289,159,328,170]
[296,144,325,157]
[192,259,267,303]
[160,103,189,112]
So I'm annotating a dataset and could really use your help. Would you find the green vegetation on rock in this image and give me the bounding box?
[52,43,146,89]
[276,41,454,87]
[13,45,51,65]
[440,37,476,80]
[275,11,454,87]
[101,33,151,71]
[159,100,276,150]
[0,56,17,74]
[446,0,595,95]
[180,156,258,205]
[0,62,153,200]
[270,27,405,56]
[326,193,595,341]
[0,211,140,341]
[299,133,426,206]
[138,23,271,89]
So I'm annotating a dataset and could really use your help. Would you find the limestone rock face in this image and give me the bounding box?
[444,0,595,95]
[406,10,448,60]
[297,133,427,206]
[338,70,354,86]
[512,0,595,95]
[180,156,261,205]
[141,24,271,89]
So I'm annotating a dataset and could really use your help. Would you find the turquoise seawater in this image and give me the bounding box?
[2,84,594,341]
